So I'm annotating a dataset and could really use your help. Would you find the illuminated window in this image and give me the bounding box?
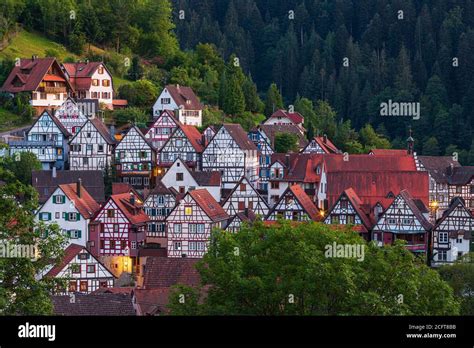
[185,206,192,215]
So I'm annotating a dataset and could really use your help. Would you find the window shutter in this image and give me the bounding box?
[77,230,82,238]
[47,213,52,221]
[66,230,71,237]
[76,213,81,221]
[63,213,68,221]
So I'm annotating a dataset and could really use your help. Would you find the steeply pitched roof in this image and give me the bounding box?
[370,149,409,156]
[133,288,171,315]
[399,190,432,231]
[329,188,374,232]
[268,109,304,124]
[29,110,71,138]
[417,156,461,183]
[109,193,150,225]
[324,154,417,172]
[165,84,202,110]
[450,166,474,185]
[189,189,229,222]
[52,293,135,316]
[326,171,429,209]
[271,153,324,183]
[435,197,474,229]
[90,118,115,144]
[147,180,173,196]
[143,257,200,289]
[1,58,72,93]
[179,124,204,152]
[45,244,84,278]
[311,136,340,153]
[222,124,258,151]
[275,184,320,221]
[257,124,308,149]
[191,171,221,187]
[62,62,111,91]
[58,183,100,219]
[32,170,105,204]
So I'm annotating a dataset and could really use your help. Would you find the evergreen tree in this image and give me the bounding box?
[264,83,284,117]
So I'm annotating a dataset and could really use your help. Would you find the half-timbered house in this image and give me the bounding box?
[158,124,204,171]
[42,244,115,294]
[161,158,221,199]
[89,192,149,276]
[266,184,320,222]
[323,188,373,240]
[202,124,259,189]
[302,136,340,154]
[432,198,473,266]
[36,180,100,247]
[372,190,432,254]
[222,176,269,217]
[143,180,176,248]
[54,97,88,135]
[263,109,305,130]
[69,118,115,171]
[203,125,216,145]
[9,111,70,170]
[145,110,180,150]
[248,128,274,192]
[115,125,156,190]
[166,189,228,258]
[447,166,474,213]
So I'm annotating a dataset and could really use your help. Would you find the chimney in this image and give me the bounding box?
[32,55,37,61]
[130,192,135,206]
[285,154,290,169]
[176,84,180,90]
[77,178,82,198]
[323,134,328,144]
[447,163,454,176]
[52,167,57,178]
[201,134,207,146]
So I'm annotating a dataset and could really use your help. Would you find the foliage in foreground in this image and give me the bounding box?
[168,221,459,316]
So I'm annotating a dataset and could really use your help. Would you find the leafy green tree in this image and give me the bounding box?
[242,76,264,113]
[264,83,283,117]
[3,152,41,185]
[222,73,245,118]
[274,133,299,153]
[438,254,474,315]
[422,137,440,156]
[314,100,337,139]
[118,80,158,108]
[359,124,391,152]
[113,107,149,127]
[168,222,459,315]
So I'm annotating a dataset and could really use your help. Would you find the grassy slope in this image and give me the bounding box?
[0,107,30,133]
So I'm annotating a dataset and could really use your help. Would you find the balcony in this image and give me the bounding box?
[40,86,67,94]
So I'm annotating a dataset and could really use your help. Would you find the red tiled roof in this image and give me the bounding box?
[312,136,339,154]
[109,193,150,225]
[1,58,73,93]
[326,171,429,209]
[191,171,221,187]
[289,184,320,221]
[271,153,324,183]
[223,124,258,151]
[417,156,461,183]
[269,110,304,124]
[133,288,171,315]
[179,124,204,152]
[336,188,373,232]
[143,257,201,289]
[90,117,115,144]
[370,149,409,156]
[189,189,229,222]
[324,154,417,172]
[62,62,111,91]
[112,99,128,106]
[45,243,84,278]
[165,84,202,110]
[59,183,100,219]
[399,190,432,231]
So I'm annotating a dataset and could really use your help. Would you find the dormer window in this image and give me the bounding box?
[316,165,321,174]
[98,66,104,74]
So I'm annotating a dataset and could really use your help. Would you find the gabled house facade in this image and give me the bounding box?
[160,158,221,200]
[0,57,73,115]
[302,136,340,154]
[9,111,70,170]
[42,244,115,294]
[266,184,320,222]
[432,198,473,266]
[372,190,432,254]
[222,176,269,217]
[143,181,176,248]
[202,124,259,189]
[323,188,373,240]
[69,118,115,171]
[152,85,202,126]
[145,110,180,150]
[225,209,257,233]
[166,189,228,258]
[62,62,114,108]
[35,181,100,247]
[54,97,88,135]
[115,126,156,190]
[158,124,204,171]
[263,109,305,130]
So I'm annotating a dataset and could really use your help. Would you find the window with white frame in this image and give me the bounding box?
[439,232,449,243]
